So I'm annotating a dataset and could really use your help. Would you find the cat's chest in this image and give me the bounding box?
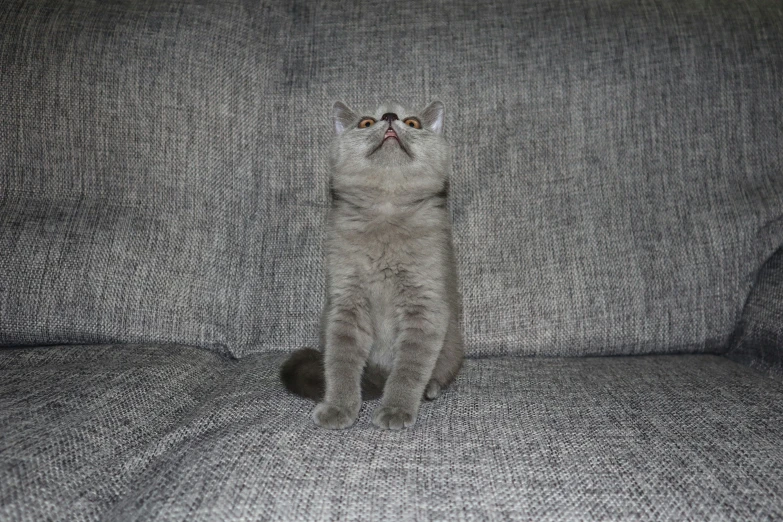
[330,206,440,280]
[359,222,411,274]
[338,218,418,275]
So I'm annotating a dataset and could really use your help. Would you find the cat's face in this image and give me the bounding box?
[329,101,450,195]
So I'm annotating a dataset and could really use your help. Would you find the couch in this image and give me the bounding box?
[1,0,782,519]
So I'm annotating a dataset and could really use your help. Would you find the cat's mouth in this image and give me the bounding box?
[369,126,412,157]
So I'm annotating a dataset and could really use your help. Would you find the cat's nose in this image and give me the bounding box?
[381,113,398,123]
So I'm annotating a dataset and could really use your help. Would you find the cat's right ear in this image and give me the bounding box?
[421,101,445,134]
[333,102,357,135]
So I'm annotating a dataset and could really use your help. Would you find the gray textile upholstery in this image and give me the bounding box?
[2,0,783,357]
[1,345,782,520]
[3,1,783,520]
[729,245,783,380]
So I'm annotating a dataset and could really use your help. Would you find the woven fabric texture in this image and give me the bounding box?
[2,0,783,357]
[0,345,781,521]
[729,245,783,380]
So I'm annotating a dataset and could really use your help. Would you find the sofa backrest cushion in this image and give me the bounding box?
[2,0,782,357]
[728,245,783,380]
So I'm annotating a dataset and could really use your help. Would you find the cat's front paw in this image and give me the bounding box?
[312,402,358,430]
[372,406,417,430]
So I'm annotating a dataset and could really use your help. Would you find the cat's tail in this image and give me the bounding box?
[281,348,325,401]
[280,348,384,401]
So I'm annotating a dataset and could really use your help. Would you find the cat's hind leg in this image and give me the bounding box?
[425,314,464,400]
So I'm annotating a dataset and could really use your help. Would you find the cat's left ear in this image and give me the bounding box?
[333,101,357,135]
[420,101,445,134]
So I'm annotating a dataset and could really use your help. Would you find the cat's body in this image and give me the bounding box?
[281,101,463,430]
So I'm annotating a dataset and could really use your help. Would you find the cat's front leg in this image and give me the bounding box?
[312,300,372,430]
[372,306,446,430]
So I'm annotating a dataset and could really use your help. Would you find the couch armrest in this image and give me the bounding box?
[728,246,783,379]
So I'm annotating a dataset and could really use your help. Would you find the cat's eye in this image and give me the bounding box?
[358,118,376,128]
[403,118,421,129]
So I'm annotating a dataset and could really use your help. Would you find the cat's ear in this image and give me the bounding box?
[333,101,357,135]
[420,101,445,134]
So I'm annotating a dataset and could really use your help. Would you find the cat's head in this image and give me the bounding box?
[329,101,450,197]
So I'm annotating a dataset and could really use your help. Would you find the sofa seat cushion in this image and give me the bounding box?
[1,345,781,520]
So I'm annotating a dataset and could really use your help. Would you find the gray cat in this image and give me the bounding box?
[281,101,463,430]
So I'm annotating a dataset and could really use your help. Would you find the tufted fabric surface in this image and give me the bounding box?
[2,0,783,357]
[1,345,782,521]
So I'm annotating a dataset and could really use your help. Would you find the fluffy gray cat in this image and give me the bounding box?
[281,101,463,430]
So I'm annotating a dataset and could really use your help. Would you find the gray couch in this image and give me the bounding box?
[1,0,782,519]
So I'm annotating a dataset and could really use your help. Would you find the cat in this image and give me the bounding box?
[281,101,464,430]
